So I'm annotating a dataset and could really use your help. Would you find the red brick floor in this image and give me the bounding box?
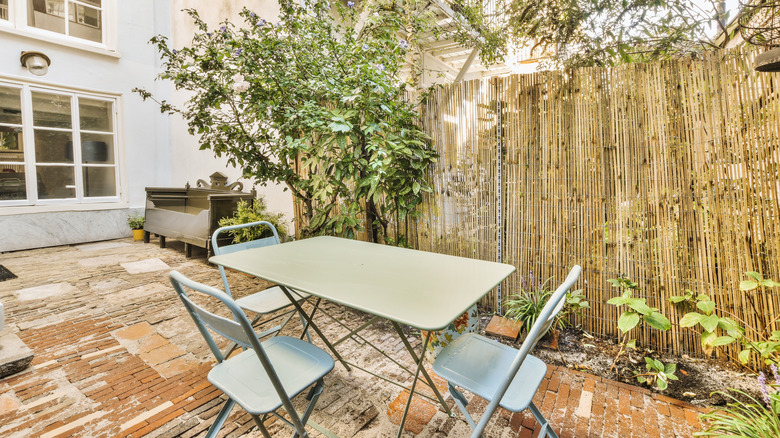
[0,239,707,437]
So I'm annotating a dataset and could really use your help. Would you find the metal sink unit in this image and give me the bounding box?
[143,172,255,257]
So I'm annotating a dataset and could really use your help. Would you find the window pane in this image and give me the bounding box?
[32,92,72,128]
[0,172,26,200]
[37,165,75,199]
[80,0,100,7]
[0,1,8,22]
[83,166,115,197]
[80,133,113,164]
[29,0,66,35]
[69,2,101,42]
[34,129,73,163]
[0,126,24,160]
[79,98,112,132]
[0,87,22,125]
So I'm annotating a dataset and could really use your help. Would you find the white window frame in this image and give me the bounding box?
[0,0,116,53]
[0,79,122,208]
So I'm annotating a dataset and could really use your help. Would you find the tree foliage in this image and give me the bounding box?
[502,0,735,68]
[135,0,442,243]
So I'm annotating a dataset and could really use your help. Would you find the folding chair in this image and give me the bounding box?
[212,221,311,341]
[169,271,334,438]
[432,265,582,438]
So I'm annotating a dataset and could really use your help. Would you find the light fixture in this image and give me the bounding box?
[20,51,51,76]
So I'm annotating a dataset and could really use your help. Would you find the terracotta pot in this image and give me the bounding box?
[132,229,145,241]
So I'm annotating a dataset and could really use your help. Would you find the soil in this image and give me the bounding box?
[475,313,763,407]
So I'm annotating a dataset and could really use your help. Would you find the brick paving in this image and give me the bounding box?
[0,238,707,437]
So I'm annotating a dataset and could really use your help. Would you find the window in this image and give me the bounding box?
[0,81,120,205]
[0,0,9,21]
[27,0,103,43]
[0,0,110,46]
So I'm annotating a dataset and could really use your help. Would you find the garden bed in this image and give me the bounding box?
[476,313,762,407]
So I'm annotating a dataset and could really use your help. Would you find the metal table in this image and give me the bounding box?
[209,236,515,436]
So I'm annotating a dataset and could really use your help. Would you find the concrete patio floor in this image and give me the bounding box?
[0,238,706,437]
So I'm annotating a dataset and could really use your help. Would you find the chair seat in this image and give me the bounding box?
[208,335,334,415]
[235,286,310,315]
[432,332,548,412]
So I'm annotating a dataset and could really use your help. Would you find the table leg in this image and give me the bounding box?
[396,330,431,438]
[390,321,452,417]
[278,286,352,372]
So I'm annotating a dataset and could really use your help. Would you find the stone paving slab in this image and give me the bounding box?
[0,238,707,437]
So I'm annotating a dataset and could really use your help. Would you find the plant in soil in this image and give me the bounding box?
[218,198,287,243]
[696,368,780,437]
[671,271,780,368]
[127,214,145,230]
[606,275,675,390]
[504,273,590,335]
[503,274,554,333]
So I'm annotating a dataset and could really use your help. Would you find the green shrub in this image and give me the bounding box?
[127,214,145,230]
[503,274,557,333]
[218,198,287,243]
[504,274,590,334]
[696,386,780,437]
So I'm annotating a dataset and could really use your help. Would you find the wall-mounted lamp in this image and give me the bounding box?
[20,51,51,76]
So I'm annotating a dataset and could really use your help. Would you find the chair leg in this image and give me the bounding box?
[449,383,478,430]
[291,379,324,438]
[205,398,236,438]
[528,402,559,438]
[301,379,324,424]
[251,414,273,438]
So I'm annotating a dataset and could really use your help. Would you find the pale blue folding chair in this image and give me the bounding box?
[432,265,582,438]
[212,221,311,341]
[169,271,334,438]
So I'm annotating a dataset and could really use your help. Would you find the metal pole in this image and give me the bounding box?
[496,81,504,313]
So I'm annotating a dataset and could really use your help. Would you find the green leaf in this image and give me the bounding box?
[657,379,668,390]
[701,331,716,349]
[618,311,640,333]
[746,271,763,281]
[696,300,716,314]
[679,312,703,327]
[607,296,626,306]
[665,363,676,374]
[328,122,352,133]
[713,336,735,347]
[644,312,671,331]
[760,279,780,288]
[699,314,720,333]
[626,298,652,315]
[626,339,637,349]
[637,376,647,383]
[740,280,759,291]
[739,349,751,364]
[668,296,688,303]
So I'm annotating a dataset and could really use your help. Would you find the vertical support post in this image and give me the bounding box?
[495,80,504,313]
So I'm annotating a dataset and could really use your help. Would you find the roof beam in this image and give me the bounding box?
[422,52,458,80]
[454,48,479,83]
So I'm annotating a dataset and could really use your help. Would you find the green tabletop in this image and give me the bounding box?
[209,236,515,331]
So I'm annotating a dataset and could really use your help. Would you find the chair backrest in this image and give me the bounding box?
[168,270,303,426]
[474,265,582,437]
[211,221,281,297]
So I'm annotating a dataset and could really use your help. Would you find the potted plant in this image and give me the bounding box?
[127,214,145,241]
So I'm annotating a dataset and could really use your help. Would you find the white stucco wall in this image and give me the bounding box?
[167,0,295,233]
[0,0,172,251]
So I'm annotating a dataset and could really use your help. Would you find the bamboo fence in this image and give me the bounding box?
[416,47,780,361]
